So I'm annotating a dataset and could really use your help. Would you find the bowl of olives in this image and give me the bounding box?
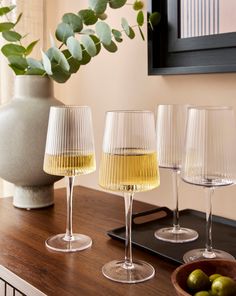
[171,259,236,296]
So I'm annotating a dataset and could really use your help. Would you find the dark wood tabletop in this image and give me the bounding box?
[0,186,177,296]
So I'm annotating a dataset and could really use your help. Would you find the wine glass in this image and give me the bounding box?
[154,104,198,243]
[43,106,96,252]
[99,110,160,283]
[181,106,236,262]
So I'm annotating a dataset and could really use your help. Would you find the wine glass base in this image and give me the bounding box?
[102,259,155,283]
[183,248,235,263]
[154,227,198,243]
[45,233,92,253]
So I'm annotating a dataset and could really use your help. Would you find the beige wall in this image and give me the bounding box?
[47,1,236,220]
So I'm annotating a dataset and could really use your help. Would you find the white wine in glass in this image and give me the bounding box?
[99,111,160,283]
[44,106,96,252]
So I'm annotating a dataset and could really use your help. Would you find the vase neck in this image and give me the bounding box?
[14,75,54,98]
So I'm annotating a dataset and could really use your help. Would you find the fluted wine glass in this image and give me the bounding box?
[181,106,236,262]
[44,106,96,252]
[99,110,160,283]
[155,104,198,243]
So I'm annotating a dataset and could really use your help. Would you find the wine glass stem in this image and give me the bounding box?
[65,176,75,241]
[124,192,134,268]
[205,187,214,254]
[172,169,180,232]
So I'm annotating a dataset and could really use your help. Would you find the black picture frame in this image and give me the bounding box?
[148,0,236,75]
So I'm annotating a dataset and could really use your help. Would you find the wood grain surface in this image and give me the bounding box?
[0,186,177,296]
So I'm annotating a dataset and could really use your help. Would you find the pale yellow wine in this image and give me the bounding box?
[99,150,160,193]
[44,153,96,176]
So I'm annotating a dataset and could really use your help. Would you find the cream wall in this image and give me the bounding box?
[45,0,236,220]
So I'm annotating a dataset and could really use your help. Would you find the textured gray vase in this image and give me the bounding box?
[0,75,63,209]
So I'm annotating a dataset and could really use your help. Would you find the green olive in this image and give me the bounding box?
[211,276,236,296]
[194,291,211,296]
[187,269,211,292]
[209,274,222,283]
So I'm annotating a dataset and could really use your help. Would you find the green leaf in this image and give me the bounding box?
[50,63,71,83]
[1,44,25,57]
[97,13,107,20]
[0,22,15,32]
[89,0,108,14]
[2,30,22,42]
[95,21,111,46]
[90,35,101,55]
[15,13,22,26]
[8,55,28,70]
[62,50,80,73]
[112,29,123,42]
[55,22,74,43]
[78,9,98,25]
[109,0,127,9]
[62,13,83,33]
[103,40,118,53]
[138,26,145,40]
[133,1,144,11]
[0,5,16,16]
[27,58,44,70]
[81,28,95,35]
[149,12,161,27]
[51,47,70,72]
[81,35,97,57]
[121,18,130,35]
[66,36,82,60]
[25,68,45,75]
[80,45,91,65]
[41,50,52,75]
[127,26,135,39]
[137,10,144,26]
[9,64,26,75]
[25,40,39,56]
[46,47,54,61]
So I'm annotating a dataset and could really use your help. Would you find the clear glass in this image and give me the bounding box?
[181,106,236,262]
[155,105,198,243]
[43,106,96,252]
[99,110,160,283]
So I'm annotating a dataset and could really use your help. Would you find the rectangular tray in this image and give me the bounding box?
[107,207,236,265]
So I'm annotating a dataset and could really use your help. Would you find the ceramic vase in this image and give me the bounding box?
[0,75,63,209]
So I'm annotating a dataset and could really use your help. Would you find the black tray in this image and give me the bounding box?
[107,207,236,264]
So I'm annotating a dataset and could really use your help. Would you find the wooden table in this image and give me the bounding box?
[0,186,177,296]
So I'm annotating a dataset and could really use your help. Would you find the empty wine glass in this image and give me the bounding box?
[43,106,96,252]
[154,104,198,243]
[181,106,236,262]
[99,110,160,283]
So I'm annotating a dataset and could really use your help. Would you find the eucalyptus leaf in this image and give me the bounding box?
[15,13,22,26]
[55,22,74,43]
[149,12,161,27]
[137,10,144,26]
[1,44,25,57]
[127,26,135,39]
[89,0,108,14]
[46,47,54,61]
[102,40,118,53]
[49,32,56,47]
[25,68,45,75]
[78,9,98,25]
[9,64,26,75]
[81,28,95,35]
[0,22,15,33]
[2,31,21,42]
[97,13,107,20]
[8,55,28,70]
[62,49,80,73]
[138,26,145,40]
[121,18,130,35]
[112,29,123,42]
[80,45,91,65]
[41,50,52,75]
[50,63,71,83]
[0,5,16,16]
[95,21,111,46]
[27,58,44,70]
[109,0,127,9]
[133,1,144,11]
[90,35,101,55]
[25,40,39,56]
[62,13,83,33]
[66,36,82,60]
[51,46,70,72]
[81,35,97,57]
